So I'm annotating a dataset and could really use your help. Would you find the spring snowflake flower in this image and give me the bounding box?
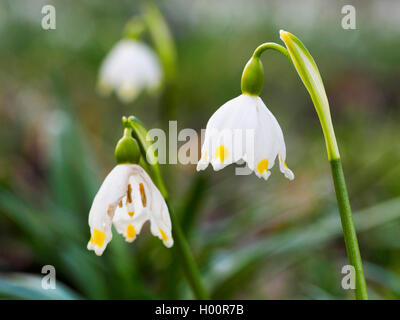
[98,39,162,103]
[87,164,173,256]
[197,93,294,181]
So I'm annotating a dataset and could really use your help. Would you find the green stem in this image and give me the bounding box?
[125,116,208,299]
[330,159,368,300]
[253,32,368,299]
[252,42,291,61]
[167,201,210,300]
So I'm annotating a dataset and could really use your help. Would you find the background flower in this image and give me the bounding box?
[98,39,162,103]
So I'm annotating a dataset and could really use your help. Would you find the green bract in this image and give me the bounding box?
[279,30,339,161]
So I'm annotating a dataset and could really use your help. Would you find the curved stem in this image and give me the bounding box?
[252,42,291,61]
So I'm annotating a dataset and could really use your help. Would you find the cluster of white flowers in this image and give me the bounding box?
[89,32,294,256]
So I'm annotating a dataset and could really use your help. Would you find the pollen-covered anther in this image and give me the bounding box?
[128,211,135,217]
[139,183,147,207]
[126,184,132,203]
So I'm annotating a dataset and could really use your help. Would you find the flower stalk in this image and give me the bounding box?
[279,30,368,299]
[126,116,209,300]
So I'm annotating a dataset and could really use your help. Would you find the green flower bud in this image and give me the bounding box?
[240,56,264,96]
[115,128,141,164]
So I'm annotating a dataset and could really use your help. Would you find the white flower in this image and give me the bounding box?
[87,164,173,256]
[98,39,162,103]
[197,94,294,181]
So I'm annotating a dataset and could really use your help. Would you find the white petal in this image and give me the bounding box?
[110,166,173,248]
[88,164,143,255]
[138,170,174,248]
[98,39,162,103]
[198,94,258,172]
[198,94,294,181]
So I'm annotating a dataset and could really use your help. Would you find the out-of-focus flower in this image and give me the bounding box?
[87,164,173,256]
[98,39,162,103]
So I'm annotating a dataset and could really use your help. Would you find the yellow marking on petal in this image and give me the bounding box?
[93,229,105,247]
[280,156,288,169]
[139,183,147,207]
[257,159,269,174]
[89,235,94,244]
[159,228,168,242]
[126,224,136,239]
[215,145,229,163]
[202,151,208,161]
[128,211,135,217]
[126,184,132,204]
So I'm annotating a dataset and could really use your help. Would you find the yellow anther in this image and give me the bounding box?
[118,200,123,208]
[257,159,269,174]
[139,183,147,207]
[126,224,136,239]
[215,145,229,163]
[159,228,168,242]
[93,229,106,247]
[126,184,132,204]
[128,211,135,217]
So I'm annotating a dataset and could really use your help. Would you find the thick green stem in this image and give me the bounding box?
[167,201,209,300]
[330,159,368,300]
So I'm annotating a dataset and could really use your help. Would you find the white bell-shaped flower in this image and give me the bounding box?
[197,94,294,181]
[87,164,173,256]
[98,39,162,103]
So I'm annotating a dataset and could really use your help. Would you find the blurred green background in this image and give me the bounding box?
[0,0,399,299]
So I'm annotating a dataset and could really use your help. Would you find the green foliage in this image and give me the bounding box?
[0,0,399,300]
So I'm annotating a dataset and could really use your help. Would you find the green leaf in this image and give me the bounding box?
[205,197,400,298]
[0,273,80,300]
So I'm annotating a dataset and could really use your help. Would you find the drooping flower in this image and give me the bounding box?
[197,54,294,181]
[98,39,162,103]
[87,164,173,256]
